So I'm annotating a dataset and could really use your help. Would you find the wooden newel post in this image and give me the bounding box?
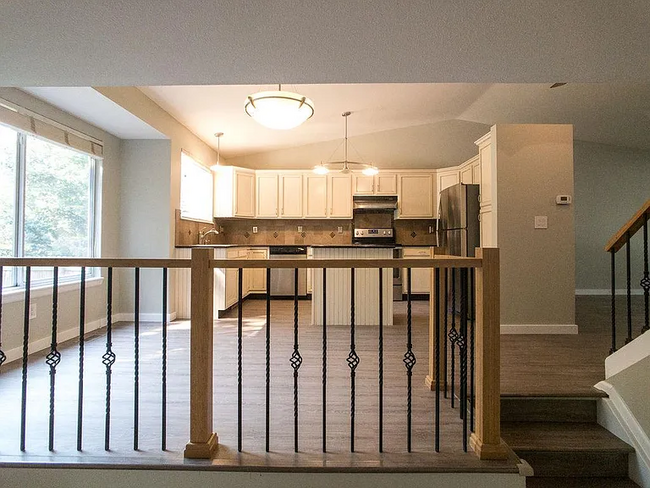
[184,248,218,458]
[469,247,508,459]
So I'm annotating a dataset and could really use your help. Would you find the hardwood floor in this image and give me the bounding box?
[0,295,632,471]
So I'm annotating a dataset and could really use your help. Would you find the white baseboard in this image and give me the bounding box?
[596,381,650,488]
[500,324,578,334]
[3,317,106,365]
[606,331,650,378]
[576,288,644,296]
[113,312,177,323]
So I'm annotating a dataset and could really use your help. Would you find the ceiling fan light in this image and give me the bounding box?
[362,165,379,176]
[245,90,314,130]
[313,164,329,175]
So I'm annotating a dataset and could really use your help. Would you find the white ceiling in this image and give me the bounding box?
[138,83,650,159]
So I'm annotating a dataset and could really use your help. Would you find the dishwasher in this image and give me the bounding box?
[269,246,308,297]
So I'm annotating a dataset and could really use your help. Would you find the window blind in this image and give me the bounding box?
[0,98,103,158]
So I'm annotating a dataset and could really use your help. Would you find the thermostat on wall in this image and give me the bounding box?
[556,195,572,205]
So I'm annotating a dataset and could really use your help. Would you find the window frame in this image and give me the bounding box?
[179,149,214,223]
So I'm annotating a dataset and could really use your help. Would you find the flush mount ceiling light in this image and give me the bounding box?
[245,84,314,130]
[313,111,379,176]
[210,132,223,171]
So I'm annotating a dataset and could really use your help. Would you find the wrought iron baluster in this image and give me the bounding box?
[459,268,469,452]
[378,268,384,453]
[265,267,271,453]
[642,215,649,333]
[449,268,457,408]
[133,267,140,450]
[161,267,168,451]
[77,267,86,451]
[470,267,475,433]
[347,267,360,452]
[610,251,617,354]
[290,268,302,453]
[322,268,327,453]
[443,268,448,398]
[47,267,61,451]
[434,268,441,452]
[20,266,31,452]
[626,233,632,344]
[238,267,243,452]
[0,266,5,369]
[103,267,116,451]
[403,267,416,452]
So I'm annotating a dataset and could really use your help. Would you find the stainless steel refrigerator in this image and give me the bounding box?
[437,183,480,257]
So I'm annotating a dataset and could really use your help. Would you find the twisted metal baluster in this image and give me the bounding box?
[347,268,360,452]
[103,268,116,451]
[0,266,5,369]
[378,268,384,453]
[237,268,243,452]
[443,268,448,398]
[459,268,469,452]
[47,267,61,451]
[265,267,271,452]
[133,268,140,450]
[626,233,632,344]
[20,266,31,452]
[610,251,617,354]
[322,268,327,452]
[403,267,416,452]
[77,267,86,451]
[290,268,302,452]
[470,268,475,433]
[434,268,441,452]
[642,216,649,333]
[449,268,457,408]
[161,268,168,450]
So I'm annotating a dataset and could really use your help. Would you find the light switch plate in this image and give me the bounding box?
[252,226,258,234]
[534,216,548,229]
[337,226,343,234]
[297,226,303,232]
[30,303,37,319]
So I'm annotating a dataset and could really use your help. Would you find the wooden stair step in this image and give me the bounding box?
[502,422,634,478]
[501,396,599,423]
[526,476,640,487]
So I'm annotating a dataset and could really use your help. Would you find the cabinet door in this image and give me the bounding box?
[280,174,303,217]
[304,175,328,218]
[328,174,352,218]
[438,169,460,193]
[353,175,374,194]
[398,174,434,218]
[225,267,238,307]
[480,209,496,247]
[402,248,432,294]
[479,141,493,207]
[472,160,481,185]
[460,165,473,184]
[256,173,278,217]
[375,173,397,194]
[234,170,255,217]
[250,249,268,291]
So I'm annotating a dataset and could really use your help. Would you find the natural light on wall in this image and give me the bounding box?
[180,151,213,222]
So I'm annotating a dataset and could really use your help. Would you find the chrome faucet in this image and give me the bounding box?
[198,226,220,244]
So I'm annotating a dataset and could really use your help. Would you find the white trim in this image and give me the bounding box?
[114,312,177,323]
[576,288,644,296]
[596,381,650,488]
[2,277,104,303]
[500,324,578,334]
[606,331,650,378]
[3,317,106,365]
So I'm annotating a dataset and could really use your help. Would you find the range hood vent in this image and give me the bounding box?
[353,195,398,211]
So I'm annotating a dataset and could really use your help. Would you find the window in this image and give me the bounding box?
[0,124,100,289]
[180,150,213,222]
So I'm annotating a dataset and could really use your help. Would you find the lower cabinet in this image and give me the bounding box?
[402,247,433,294]
[248,249,268,292]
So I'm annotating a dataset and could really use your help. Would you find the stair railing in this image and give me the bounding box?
[605,199,650,353]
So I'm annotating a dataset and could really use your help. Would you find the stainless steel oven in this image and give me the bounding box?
[269,246,307,297]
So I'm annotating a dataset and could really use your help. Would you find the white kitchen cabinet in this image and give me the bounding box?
[480,209,497,247]
[460,164,473,184]
[280,174,303,218]
[214,166,255,218]
[437,169,460,193]
[328,174,352,218]
[225,248,248,308]
[375,173,398,194]
[352,175,374,194]
[306,246,314,294]
[402,247,432,294]
[398,174,435,218]
[256,173,279,217]
[248,248,268,292]
[471,158,481,185]
[476,133,494,207]
[304,174,328,218]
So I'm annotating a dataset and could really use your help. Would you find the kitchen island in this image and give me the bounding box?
[310,245,394,326]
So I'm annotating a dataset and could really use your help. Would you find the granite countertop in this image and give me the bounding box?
[175,244,270,248]
[176,243,437,249]
[310,244,397,248]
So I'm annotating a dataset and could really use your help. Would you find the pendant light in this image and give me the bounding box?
[245,84,314,130]
[210,132,223,171]
[313,111,379,175]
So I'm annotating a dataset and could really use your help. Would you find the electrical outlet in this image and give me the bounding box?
[252,226,258,234]
[29,303,37,319]
[429,225,434,234]
[297,226,303,232]
[337,226,343,234]
[534,216,548,229]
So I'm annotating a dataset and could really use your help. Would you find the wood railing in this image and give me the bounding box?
[0,248,505,461]
[604,199,650,352]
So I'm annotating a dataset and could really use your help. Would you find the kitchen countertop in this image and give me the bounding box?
[176,244,436,249]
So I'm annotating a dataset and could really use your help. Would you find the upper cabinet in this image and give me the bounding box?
[256,172,279,217]
[328,174,352,218]
[398,173,435,218]
[304,174,328,218]
[280,173,303,218]
[352,173,398,195]
[214,166,255,218]
[437,168,460,194]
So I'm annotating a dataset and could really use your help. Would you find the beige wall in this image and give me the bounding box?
[574,141,650,292]
[0,88,123,361]
[607,355,650,436]
[494,124,575,326]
